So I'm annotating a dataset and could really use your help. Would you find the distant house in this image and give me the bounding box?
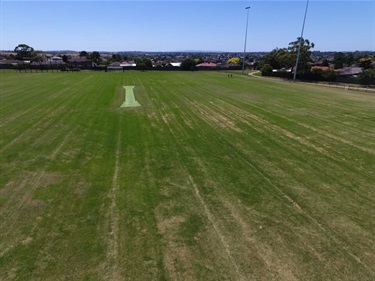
[51,56,63,62]
[311,66,331,72]
[220,63,242,70]
[120,61,136,67]
[164,63,173,68]
[196,62,217,68]
[0,59,20,66]
[272,68,292,73]
[152,62,163,68]
[107,61,137,70]
[109,62,121,67]
[68,56,92,67]
[170,62,181,67]
[335,67,363,83]
[107,62,123,71]
[164,62,181,68]
[336,67,363,77]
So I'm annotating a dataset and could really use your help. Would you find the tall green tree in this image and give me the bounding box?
[142,58,152,68]
[259,38,314,73]
[180,58,196,71]
[112,53,123,62]
[258,48,283,70]
[288,37,314,74]
[333,52,345,69]
[90,51,101,64]
[358,57,373,69]
[276,48,295,69]
[345,53,354,66]
[79,51,88,57]
[14,44,35,60]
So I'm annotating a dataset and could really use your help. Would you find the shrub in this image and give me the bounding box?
[181,58,196,71]
[261,64,273,76]
[322,69,338,82]
[358,69,375,85]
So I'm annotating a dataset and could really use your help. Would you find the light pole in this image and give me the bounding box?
[293,0,310,82]
[242,6,250,75]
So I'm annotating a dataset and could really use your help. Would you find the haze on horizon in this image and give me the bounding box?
[1,1,374,53]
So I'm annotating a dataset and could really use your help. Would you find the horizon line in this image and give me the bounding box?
[1,49,374,53]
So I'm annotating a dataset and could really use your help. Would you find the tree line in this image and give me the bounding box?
[257,38,374,85]
[6,43,374,84]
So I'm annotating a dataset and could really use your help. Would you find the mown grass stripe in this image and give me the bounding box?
[1,71,374,280]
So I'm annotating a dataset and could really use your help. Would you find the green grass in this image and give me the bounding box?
[0,71,374,280]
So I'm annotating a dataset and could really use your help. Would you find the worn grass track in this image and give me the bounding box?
[0,71,374,280]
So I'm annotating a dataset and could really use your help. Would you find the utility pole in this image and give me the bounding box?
[242,6,251,75]
[293,0,310,82]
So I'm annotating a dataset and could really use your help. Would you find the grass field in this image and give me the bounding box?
[0,71,374,280]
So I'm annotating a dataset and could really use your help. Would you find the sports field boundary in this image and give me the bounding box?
[249,71,375,92]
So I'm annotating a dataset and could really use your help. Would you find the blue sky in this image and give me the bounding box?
[1,1,374,52]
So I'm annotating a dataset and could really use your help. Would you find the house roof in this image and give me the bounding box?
[107,66,123,70]
[170,62,181,67]
[31,60,65,65]
[109,62,121,67]
[0,59,20,65]
[68,57,88,63]
[196,62,217,67]
[108,61,136,67]
[220,63,242,68]
[311,66,331,71]
[336,67,363,76]
[120,61,136,67]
